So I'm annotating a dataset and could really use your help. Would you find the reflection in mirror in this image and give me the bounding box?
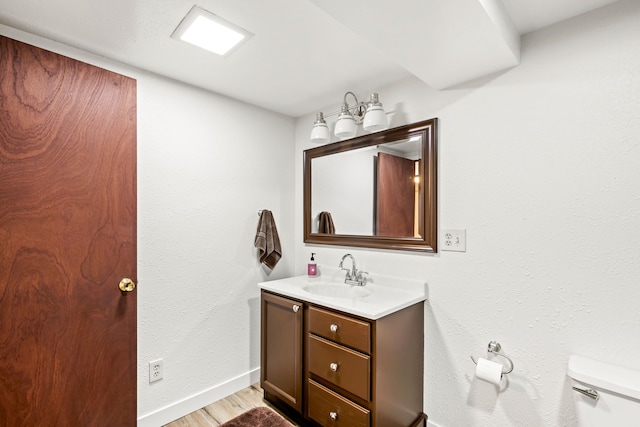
[304,118,438,252]
[311,137,422,237]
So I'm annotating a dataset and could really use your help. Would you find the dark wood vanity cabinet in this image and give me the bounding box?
[261,290,425,427]
[261,291,304,412]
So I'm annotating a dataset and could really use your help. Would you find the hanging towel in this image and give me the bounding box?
[254,210,282,269]
[318,211,336,234]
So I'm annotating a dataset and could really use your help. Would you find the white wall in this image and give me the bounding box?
[0,24,296,426]
[136,75,295,424]
[294,1,640,426]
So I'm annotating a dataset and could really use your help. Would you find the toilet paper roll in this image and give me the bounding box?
[476,357,503,385]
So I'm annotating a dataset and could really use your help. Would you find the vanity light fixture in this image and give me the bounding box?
[310,91,388,143]
[171,6,253,57]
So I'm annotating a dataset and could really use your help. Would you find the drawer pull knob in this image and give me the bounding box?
[329,362,339,372]
[330,324,338,333]
[329,411,338,421]
[292,305,300,313]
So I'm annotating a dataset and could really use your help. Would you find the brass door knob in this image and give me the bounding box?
[119,278,136,292]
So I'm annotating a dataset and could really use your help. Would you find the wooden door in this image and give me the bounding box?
[0,36,137,425]
[261,291,303,413]
[375,152,416,237]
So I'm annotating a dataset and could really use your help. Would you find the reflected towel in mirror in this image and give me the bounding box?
[318,211,335,234]
[254,210,282,269]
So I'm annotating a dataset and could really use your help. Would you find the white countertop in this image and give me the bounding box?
[258,268,427,320]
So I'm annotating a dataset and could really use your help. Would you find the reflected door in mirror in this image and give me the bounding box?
[375,153,418,237]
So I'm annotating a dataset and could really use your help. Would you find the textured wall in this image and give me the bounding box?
[136,76,295,417]
[294,1,640,426]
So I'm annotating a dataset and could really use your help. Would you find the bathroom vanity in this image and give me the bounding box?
[259,273,427,427]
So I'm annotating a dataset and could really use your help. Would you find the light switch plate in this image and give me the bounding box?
[442,229,466,252]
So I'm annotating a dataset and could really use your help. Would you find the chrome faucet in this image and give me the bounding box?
[338,254,368,286]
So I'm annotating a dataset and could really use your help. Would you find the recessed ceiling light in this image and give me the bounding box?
[171,6,253,57]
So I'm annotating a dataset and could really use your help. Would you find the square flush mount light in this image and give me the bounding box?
[171,6,253,57]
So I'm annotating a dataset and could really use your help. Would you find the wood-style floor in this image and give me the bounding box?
[163,383,299,427]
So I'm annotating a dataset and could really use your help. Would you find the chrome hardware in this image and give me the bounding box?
[329,363,338,372]
[488,341,501,353]
[292,305,300,313]
[338,253,368,286]
[573,386,599,400]
[119,278,136,292]
[329,411,338,421]
[339,253,356,279]
[470,340,514,376]
[330,324,338,333]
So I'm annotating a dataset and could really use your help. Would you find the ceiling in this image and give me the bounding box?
[0,0,620,118]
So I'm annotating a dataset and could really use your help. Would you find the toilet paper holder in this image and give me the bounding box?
[470,341,514,375]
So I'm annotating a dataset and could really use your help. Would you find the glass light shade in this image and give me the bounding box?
[334,106,357,139]
[363,93,388,132]
[310,122,330,144]
[310,112,330,144]
[363,105,387,131]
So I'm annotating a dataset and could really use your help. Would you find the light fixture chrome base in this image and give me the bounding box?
[341,91,367,124]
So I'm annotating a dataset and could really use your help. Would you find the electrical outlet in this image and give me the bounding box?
[442,229,466,252]
[149,359,163,383]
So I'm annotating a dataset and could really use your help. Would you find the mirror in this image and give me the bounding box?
[304,118,438,252]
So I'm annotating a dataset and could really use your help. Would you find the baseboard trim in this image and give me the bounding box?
[137,368,261,427]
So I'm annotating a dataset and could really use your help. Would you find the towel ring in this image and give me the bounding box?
[470,341,514,375]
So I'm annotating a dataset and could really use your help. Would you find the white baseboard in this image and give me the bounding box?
[137,368,261,427]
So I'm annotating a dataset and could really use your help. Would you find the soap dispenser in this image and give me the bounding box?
[308,253,317,277]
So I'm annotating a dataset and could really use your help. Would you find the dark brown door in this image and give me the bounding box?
[261,291,303,413]
[375,152,416,237]
[0,36,137,426]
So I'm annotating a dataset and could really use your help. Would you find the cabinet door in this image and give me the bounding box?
[261,291,303,412]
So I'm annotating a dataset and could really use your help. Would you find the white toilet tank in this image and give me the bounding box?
[567,355,640,426]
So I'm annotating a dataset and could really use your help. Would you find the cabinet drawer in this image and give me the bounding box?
[308,379,370,427]
[308,306,370,353]
[308,335,370,400]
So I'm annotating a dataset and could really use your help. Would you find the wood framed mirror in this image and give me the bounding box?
[304,118,438,252]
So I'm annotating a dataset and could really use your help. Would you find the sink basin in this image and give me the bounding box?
[303,284,370,299]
